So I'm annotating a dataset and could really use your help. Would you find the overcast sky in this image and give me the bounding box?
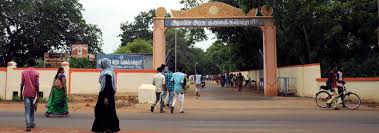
[79,0,216,54]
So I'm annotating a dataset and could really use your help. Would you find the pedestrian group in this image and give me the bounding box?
[19,58,246,133]
[151,64,187,114]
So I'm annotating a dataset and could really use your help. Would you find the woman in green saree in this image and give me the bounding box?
[45,66,69,117]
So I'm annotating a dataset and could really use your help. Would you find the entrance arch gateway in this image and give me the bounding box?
[153,2,278,96]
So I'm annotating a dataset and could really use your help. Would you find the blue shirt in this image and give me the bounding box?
[171,72,185,93]
[165,72,174,92]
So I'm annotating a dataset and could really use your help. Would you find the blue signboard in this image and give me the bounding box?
[164,19,264,27]
[96,54,144,69]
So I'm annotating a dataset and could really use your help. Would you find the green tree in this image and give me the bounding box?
[271,0,378,76]
[119,8,207,47]
[114,39,152,54]
[83,24,103,54]
[205,40,238,72]
[208,0,265,72]
[165,29,194,72]
[179,0,206,9]
[118,10,155,46]
[178,0,208,45]
[236,0,264,11]
[210,0,379,77]
[0,0,103,67]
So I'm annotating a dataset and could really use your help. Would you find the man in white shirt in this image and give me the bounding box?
[195,71,202,97]
[151,67,166,113]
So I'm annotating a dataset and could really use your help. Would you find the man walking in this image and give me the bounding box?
[236,73,244,92]
[20,58,40,131]
[151,67,166,113]
[194,71,202,97]
[164,66,175,108]
[160,64,169,107]
[170,66,186,114]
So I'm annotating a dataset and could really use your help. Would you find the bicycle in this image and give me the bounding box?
[244,79,252,88]
[315,82,361,110]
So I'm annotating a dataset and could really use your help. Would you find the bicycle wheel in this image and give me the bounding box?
[315,91,331,108]
[343,92,361,110]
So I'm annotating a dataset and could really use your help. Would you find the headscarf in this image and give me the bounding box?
[99,58,116,92]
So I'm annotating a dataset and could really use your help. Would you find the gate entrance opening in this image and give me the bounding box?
[152,2,278,96]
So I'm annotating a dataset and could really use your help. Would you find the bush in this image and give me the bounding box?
[35,58,44,68]
[114,39,152,54]
[12,95,20,101]
[69,57,96,68]
[321,54,379,77]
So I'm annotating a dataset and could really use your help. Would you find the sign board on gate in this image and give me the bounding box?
[164,19,264,27]
[96,54,144,69]
[71,44,88,59]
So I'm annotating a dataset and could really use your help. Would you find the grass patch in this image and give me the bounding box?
[116,95,138,104]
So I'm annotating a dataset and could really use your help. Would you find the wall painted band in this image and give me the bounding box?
[0,68,6,72]
[69,69,156,73]
[13,68,57,71]
[279,63,321,68]
[316,77,379,82]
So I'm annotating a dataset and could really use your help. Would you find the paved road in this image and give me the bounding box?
[1,85,379,133]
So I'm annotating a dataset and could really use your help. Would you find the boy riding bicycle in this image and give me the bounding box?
[326,66,344,110]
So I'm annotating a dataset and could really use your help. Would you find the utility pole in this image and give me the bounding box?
[377,0,379,46]
[175,29,177,72]
[195,62,198,75]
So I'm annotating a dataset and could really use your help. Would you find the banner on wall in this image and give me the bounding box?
[96,54,144,69]
[71,44,88,59]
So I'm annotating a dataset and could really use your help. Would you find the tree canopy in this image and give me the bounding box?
[118,0,378,77]
[207,0,379,77]
[118,6,209,74]
[114,39,152,54]
[118,10,155,46]
[0,0,103,67]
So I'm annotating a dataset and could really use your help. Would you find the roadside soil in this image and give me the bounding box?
[0,127,145,133]
[0,94,145,113]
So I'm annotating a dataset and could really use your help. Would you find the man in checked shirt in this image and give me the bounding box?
[164,66,175,109]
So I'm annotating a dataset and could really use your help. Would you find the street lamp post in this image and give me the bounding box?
[195,62,198,75]
[175,29,177,72]
[165,49,172,64]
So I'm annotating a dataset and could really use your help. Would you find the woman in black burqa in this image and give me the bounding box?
[92,58,120,133]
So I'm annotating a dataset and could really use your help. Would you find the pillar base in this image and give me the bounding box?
[264,84,278,96]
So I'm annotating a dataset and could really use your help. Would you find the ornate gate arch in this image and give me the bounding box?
[153,2,278,96]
